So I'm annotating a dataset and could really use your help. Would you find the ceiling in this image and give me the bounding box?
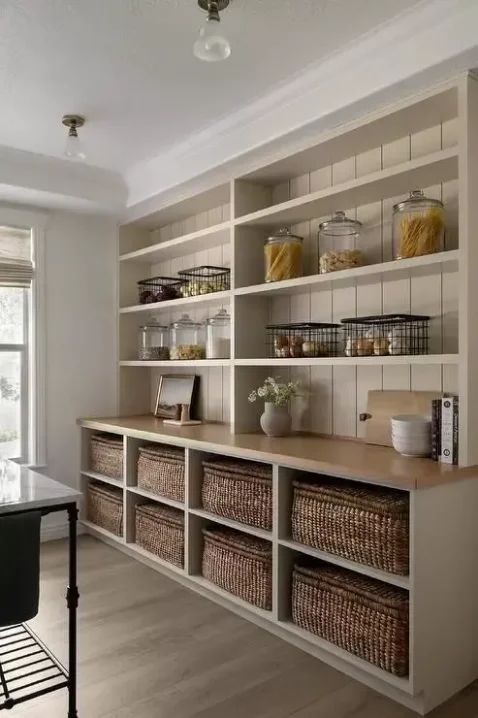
[0,0,426,174]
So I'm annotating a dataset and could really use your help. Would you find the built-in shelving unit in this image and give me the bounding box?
[82,75,478,715]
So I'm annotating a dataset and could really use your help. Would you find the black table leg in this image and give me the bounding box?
[67,504,79,718]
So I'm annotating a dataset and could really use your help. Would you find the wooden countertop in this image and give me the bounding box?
[77,415,478,491]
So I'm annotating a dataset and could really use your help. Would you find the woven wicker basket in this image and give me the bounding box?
[292,560,409,676]
[135,502,184,568]
[292,478,409,575]
[137,444,185,502]
[87,481,123,536]
[90,433,123,480]
[201,459,272,530]
[202,527,272,610]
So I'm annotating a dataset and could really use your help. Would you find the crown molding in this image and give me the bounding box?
[125,0,478,216]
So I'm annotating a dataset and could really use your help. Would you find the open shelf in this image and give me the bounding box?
[234,148,458,226]
[235,354,459,367]
[119,290,230,314]
[235,250,459,297]
[127,485,184,510]
[189,507,272,540]
[127,543,185,576]
[279,538,409,590]
[281,620,412,693]
[80,470,123,489]
[189,575,272,620]
[81,520,125,543]
[119,222,230,264]
[120,359,231,368]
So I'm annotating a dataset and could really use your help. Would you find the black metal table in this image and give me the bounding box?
[0,501,79,716]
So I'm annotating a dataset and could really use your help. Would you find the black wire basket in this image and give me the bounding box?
[138,276,184,304]
[178,266,230,297]
[267,322,343,358]
[340,314,430,357]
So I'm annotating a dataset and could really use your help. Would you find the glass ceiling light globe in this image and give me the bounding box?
[194,16,231,62]
[64,132,86,161]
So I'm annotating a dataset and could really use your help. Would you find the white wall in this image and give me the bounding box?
[41,210,118,536]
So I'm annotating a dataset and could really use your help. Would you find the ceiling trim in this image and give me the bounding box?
[125,0,478,217]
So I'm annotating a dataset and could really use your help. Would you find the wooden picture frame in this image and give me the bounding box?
[154,374,198,419]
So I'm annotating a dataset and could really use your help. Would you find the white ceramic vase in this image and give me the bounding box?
[260,402,292,438]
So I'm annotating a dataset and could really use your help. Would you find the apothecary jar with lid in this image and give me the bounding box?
[206,308,231,359]
[170,314,206,360]
[392,190,445,260]
[138,322,170,361]
[318,211,363,274]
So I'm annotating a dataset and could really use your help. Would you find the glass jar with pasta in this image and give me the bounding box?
[392,190,445,260]
[264,228,303,283]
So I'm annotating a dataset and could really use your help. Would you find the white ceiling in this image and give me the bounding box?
[0,0,425,174]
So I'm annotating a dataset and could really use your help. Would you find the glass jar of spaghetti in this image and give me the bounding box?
[392,190,445,260]
[264,228,303,283]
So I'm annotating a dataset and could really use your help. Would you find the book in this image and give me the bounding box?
[440,396,458,464]
[431,399,441,462]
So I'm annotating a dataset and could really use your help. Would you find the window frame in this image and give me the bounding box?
[0,207,47,466]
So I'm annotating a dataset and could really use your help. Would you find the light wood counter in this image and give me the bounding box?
[77,415,478,491]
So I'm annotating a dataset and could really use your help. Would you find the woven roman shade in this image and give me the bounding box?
[0,226,33,287]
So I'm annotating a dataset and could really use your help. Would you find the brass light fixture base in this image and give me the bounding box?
[198,0,230,11]
[62,115,85,130]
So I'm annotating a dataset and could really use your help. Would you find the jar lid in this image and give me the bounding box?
[393,189,444,213]
[170,313,202,329]
[139,322,168,330]
[207,308,230,325]
[267,227,303,243]
[319,210,362,232]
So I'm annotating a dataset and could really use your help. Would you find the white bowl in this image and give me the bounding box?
[391,414,431,427]
[392,434,431,457]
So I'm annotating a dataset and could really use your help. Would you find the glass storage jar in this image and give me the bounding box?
[170,314,206,360]
[264,228,303,282]
[318,211,363,273]
[206,308,231,359]
[392,190,445,259]
[138,322,170,361]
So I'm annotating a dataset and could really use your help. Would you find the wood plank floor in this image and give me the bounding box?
[10,536,478,717]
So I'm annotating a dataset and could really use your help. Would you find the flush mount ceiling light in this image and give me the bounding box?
[194,0,231,63]
[62,115,86,161]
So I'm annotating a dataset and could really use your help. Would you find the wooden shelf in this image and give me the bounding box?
[279,538,410,590]
[127,485,184,510]
[235,354,459,367]
[119,222,230,264]
[235,250,459,297]
[81,470,123,489]
[81,519,125,543]
[120,359,231,368]
[234,148,458,227]
[128,543,185,576]
[119,290,230,314]
[190,507,272,540]
[78,416,477,491]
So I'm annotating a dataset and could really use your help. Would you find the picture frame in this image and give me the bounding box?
[154,374,198,419]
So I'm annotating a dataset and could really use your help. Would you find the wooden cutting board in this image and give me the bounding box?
[361,390,443,447]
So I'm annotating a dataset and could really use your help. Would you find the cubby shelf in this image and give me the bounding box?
[119,290,230,314]
[126,543,186,576]
[81,519,125,543]
[127,485,184,510]
[234,148,458,227]
[81,470,123,489]
[190,507,272,540]
[189,575,273,621]
[279,538,410,590]
[235,354,459,367]
[234,250,459,297]
[119,222,230,264]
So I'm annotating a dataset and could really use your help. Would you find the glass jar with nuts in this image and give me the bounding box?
[318,211,364,274]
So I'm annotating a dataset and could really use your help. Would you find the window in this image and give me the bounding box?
[0,226,32,462]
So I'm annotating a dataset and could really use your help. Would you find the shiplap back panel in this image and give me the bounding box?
[152,204,230,244]
[265,122,459,437]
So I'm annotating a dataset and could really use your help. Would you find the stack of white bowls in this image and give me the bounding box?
[390,414,432,457]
